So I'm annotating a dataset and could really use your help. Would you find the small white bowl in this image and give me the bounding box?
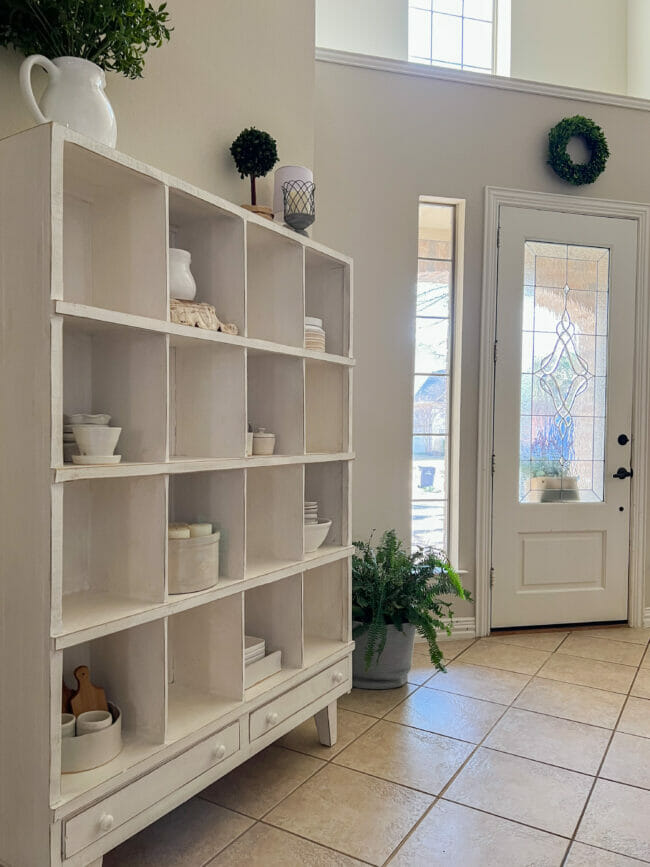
[61,713,76,739]
[304,519,332,553]
[76,710,113,736]
[72,425,121,456]
[65,413,111,425]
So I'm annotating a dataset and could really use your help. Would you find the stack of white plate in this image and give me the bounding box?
[245,635,265,666]
[305,316,326,352]
[62,421,78,463]
[304,501,319,525]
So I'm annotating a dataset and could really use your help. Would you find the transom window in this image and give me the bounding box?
[408,0,495,73]
[412,202,456,551]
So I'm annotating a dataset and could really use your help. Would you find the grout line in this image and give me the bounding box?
[201,817,261,867]
[257,819,377,866]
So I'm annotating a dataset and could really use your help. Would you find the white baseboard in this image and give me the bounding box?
[414,616,476,643]
[644,607,650,628]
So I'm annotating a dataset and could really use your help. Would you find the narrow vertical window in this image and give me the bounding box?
[412,201,457,552]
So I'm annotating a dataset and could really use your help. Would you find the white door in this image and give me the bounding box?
[491,206,637,628]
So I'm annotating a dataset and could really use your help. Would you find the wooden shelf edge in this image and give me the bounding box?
[54,452,355,482]
[50,641,354,821]
[52,547,353,649]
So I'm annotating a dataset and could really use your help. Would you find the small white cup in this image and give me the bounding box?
[76,710,112,736]
[61,713,76,738]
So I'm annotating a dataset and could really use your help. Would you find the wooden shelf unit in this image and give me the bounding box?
[0,123,353,867]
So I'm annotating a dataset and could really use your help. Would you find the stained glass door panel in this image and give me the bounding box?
[519,241,609,503]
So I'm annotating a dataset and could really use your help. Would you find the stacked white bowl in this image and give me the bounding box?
[305,316,326,352]
[304,500,319,525]
[245,635,266,666]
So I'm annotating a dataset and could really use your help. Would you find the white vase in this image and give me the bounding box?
[169,248,197,301]
[20,56,117,147]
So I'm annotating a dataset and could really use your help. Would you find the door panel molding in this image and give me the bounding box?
[476,187,650,636]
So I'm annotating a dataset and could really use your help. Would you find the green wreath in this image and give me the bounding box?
[547,115,609,185]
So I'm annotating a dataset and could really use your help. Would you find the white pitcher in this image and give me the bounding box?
[20,56,117,147]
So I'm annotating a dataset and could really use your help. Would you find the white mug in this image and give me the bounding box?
[76,710,112,736]
[61,713,76,738]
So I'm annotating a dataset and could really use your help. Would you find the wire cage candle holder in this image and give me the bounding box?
[282,180,315,232]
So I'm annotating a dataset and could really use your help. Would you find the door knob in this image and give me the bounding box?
[613,467,633,479]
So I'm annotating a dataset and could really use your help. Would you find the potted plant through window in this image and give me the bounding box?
[528,460,579,502]
[352,529,471,689]
[0,0,173,146]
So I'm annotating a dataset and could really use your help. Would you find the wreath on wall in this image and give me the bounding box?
[547,115,610,186]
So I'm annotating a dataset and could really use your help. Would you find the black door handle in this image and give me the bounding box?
[613,467,633,479]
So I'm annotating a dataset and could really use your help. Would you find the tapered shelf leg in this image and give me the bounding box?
[314,700,338,746]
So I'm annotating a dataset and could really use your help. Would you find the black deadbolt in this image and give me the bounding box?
[613,467,633,480]
[617,434,630,445]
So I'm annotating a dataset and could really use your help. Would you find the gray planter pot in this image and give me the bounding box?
[352,622,416,689]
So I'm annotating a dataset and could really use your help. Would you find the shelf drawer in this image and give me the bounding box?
[64,721,239,858]
[250,657,350,742]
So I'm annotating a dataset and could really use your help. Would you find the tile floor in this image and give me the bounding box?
[104,627,650,866]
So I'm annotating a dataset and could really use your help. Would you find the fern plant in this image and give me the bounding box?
[352,530,471,672]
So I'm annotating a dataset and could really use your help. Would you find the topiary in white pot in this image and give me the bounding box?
[352,530,471,689]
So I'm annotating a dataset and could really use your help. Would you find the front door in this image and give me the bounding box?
[491,205,636,628]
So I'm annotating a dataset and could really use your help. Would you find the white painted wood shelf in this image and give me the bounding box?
[0,123,353,867]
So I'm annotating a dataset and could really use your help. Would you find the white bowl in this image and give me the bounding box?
[65,413,111,425]
[304,519,332,553]
[72,425,121,456]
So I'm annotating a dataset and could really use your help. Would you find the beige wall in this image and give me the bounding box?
[0,0,315,206]
[313,58,650,613]
[627,0,650,99]
[511,0,628,95]
[316,0,408,61]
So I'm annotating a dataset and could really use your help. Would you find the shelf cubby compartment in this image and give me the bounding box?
[247,351,304,456]
[303,559,351,667]
[166,597,244,742]
[305,360,350,454]
[168,188,245,332]
[246,222,304,346]
[170,340,245,459]
[168,470,245,588]
[245,574,303,697]
[60,319,167,464]
[304,461,351,554]
[56,476,166,637]
[57,620,166,804]
[245,465,303,578]
[305,248,351,357]
[61,142,167,319]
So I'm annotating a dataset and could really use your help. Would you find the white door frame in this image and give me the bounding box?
[475,187,650,637]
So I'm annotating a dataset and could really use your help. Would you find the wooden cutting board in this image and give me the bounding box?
[70,665,108,716]
[62,678,74,714]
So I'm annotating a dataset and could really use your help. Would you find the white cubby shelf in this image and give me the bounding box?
[0,123,353,867]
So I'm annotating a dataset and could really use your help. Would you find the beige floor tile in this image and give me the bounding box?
[631,668,650,699]
[558,634,645,667]
[537,654,636,694]
[426,661,530,705]
[332,719,473,794]
[566,842,648,866]
[484,707,610,775]
[579,627,650,645]
[278,709,375,760]
[208,823,366,866]
[386,686,504,743]
[641,648,650,669]
[601,732,650,790]
[488,631,569,652]
[389,799,568,866]
[455,639,550,674]
[200,746,324,819]
[408,652,440,685]
[515,678,625,728]
[338,684,416,718]
[265,764,433,866]
[618,697,650,738]
[438,638,476,662]
[576,778,650,860]
[104,799,253,867]
[445,747,593,837]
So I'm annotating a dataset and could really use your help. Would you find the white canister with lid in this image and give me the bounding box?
[252,428,276,455]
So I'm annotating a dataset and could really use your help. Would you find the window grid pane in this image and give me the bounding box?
[408,0,495,72]
[413,202,454,551]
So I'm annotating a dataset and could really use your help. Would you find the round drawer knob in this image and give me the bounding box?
[99,814,114,833]
[332,671,344,684]
[214,743,227,760]
[266,711,279,726]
